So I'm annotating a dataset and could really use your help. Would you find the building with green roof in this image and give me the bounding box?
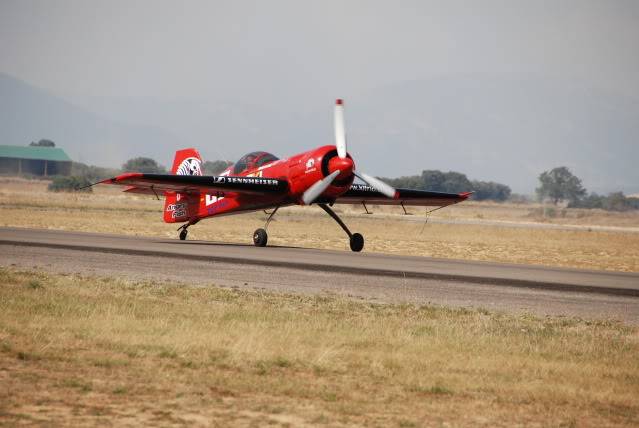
[0,145,72,176]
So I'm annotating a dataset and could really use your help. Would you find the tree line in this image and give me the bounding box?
[49,157,233,192]
[536,166,639,211]
[381,170,512,202]
[119,157,232,176]
[47,154,639,212]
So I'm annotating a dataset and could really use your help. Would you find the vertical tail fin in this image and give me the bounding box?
[170,148,203,175]
[163,148,203,223]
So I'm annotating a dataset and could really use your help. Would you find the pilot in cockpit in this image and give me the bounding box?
[244,154,257,170]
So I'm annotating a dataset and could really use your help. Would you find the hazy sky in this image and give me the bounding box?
[1,1,638,194]
[1,0,638,106]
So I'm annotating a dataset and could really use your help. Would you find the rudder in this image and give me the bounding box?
[163,148,203,223]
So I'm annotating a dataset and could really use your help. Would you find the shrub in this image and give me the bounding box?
[203,160,233,175]
[71,162,121,182]
[471,180,512,201]
[48,176,93,193]
[569,192,639,212]
[122,157,166,173]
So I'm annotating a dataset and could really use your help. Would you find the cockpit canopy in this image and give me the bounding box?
[232,151,279,174]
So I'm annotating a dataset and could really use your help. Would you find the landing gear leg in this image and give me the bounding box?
[177,219,200,241]
[177,223,189,240]
[317,203,364,252]
[252,206,280,247]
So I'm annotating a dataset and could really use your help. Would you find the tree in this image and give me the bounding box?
[30,139,55,147]
[382,174,424,190]
[71,162,121,182]
[382,169,511,201]
[536,167,586,204]
[419,170,446,191]
[471,180,511,201]
[48,176,92,193]
[439,171,472,193]
[385,170,472,193]
[604,192,631,212]
[122,157,166,173]
[569,191,639,211]
[569,192,604,209]
[203,160,233,175]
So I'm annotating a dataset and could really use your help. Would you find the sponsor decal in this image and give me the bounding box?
[167,201,188,218]
[172,209,187,218]
[205,194,225,206]
[305,158,315,169]
[304,158,318,174]
[351,184,377,192]
[207,199,229,214]
[166,202,187,212]
[214,176,280,186]
[176,157,202,176]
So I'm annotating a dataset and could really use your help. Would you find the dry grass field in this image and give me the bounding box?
[1,268,638,427]
[1,177,638,272]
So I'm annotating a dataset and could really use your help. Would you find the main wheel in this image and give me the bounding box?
[179,229,188,241]
[253,228,268,247]
[349,233,364,252]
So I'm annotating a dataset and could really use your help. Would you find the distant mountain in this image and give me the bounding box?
[0,72,182,168]
[66,94,319,167]
[2,72,637,194]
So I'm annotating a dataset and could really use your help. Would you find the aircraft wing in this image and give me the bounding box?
[98,173,289,196]
[334,184,472,207]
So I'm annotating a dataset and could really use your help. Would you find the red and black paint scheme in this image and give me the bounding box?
[94,99,471,251]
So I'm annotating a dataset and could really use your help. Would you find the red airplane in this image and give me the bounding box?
[95,99,471,251]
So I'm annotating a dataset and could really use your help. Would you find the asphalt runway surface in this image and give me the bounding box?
[1,227,638,323]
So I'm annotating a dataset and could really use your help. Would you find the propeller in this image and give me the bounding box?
[334,99,397,198]
[302,170,340,205]
[334,99,347,158]
[301,99,397,205]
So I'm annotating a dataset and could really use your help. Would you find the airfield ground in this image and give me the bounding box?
[1,268,638,427]
[1,177,639,426]
[1,177,638,272]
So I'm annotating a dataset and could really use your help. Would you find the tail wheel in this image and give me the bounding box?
[179,229,188,241]
[349,233,364,252]
[253,228,268,247]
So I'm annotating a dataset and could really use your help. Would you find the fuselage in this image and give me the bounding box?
[195,145,355,220]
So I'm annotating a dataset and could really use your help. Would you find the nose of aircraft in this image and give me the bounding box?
[327,156,354,180]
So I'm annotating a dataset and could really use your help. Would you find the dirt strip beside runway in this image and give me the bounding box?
[2,244,638,324]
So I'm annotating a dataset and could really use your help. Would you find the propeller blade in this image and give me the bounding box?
[302,170,341,205]
[334,99,347,158]
[355,172,397,199]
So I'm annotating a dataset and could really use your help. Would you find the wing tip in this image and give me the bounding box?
[106,172,145,183]
[458,191,474,199]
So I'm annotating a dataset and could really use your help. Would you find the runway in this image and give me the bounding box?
[2,227,638,322]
